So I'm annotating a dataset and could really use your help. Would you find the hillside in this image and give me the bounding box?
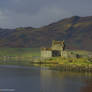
[0,16,92,51]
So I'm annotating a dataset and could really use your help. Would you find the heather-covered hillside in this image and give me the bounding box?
[0,16,92,51]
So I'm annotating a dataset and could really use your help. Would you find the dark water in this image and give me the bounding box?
[0,65,92,92]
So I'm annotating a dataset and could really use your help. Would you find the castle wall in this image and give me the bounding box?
[41,50,52,58]
[41,40,66,58]
[51,45,63,51]
[51,40,65,51]
[61,51,77,58]
[61,51,68,58]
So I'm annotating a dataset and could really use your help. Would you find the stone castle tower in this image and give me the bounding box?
[51,40,65,51]
[41,40,67,58]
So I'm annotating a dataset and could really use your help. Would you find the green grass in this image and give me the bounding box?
[0,48,40,57]
[45,57,92,65]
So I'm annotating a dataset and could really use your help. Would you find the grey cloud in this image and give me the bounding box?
[0,0,92,28]
[0,0,52,15]
[1,5,72,28]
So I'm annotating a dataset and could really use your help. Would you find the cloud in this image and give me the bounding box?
[0,0,92,28]
[0,1,73,28]
[0,5,72,28]
[0,10,13,28]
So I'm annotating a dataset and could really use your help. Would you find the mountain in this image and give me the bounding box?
[0,16,92,51]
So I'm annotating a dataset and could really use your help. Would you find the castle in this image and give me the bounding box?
[41,40,69,58]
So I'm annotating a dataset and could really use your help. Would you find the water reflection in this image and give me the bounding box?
[0,65,92,92]
[0,65,41,92]
[81,80,92,92]
[40,68,92,92]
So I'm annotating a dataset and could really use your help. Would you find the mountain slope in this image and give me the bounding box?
[0,16,92,51]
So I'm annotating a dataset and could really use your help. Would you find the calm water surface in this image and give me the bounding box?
[0,65,92,92]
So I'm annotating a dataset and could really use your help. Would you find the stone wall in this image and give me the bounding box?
[51,44,63,51]
[41,50,52,58]
[61,51,68,58]
[51,40,64,51]
[61,51,78,58]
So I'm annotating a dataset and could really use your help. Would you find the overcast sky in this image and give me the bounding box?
[0,0,92,28]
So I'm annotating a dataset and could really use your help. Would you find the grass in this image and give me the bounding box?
[41,57,92,72]
[0,48,40,57]
[44,57,92,64]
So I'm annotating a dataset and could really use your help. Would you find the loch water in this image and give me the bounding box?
[0,65,92,92]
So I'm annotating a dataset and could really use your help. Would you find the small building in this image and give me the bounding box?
[41,40,67,58]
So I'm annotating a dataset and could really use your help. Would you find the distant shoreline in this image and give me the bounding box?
[0,57,92,72]
[0,48,91,72]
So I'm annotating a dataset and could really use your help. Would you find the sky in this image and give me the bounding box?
[0,0,92,28]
